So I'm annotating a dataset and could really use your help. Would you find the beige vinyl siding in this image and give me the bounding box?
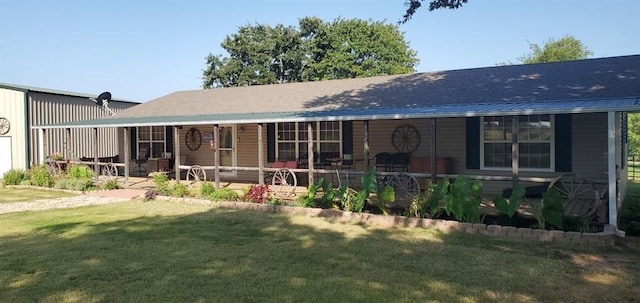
[28,92,133,165]
[0,88,28,170]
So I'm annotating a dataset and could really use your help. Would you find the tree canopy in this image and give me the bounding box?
[202,17,419,88]
[498,35,594,65]
[401,0,468,23]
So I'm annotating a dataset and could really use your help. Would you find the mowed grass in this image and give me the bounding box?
[0,187,77,203]
[1,201,639,303]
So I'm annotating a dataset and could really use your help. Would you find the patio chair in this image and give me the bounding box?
[133,147,148,176]
[373,152,392,172]
[390,152,411,172]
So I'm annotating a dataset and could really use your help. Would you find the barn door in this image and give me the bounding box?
[0,137,12,177]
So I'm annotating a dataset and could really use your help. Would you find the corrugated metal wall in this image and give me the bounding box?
[28,92,136,165]
[0,88,27,170]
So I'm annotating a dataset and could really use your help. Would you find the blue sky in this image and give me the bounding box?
[1,0,639,102]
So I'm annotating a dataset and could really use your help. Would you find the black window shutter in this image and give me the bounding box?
[165,126,173,155]
[466,117,480,169]
[267,123,275,162]
[130,127,138,159]
[554,114,572,172]
[342,121,353,155]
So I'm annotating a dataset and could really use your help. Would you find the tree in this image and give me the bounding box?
[498,35,594,65]
[401,0,468,23]
[202,17,418,88]
[628,113,640,156]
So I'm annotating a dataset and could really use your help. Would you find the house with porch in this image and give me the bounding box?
[35,55,640,231]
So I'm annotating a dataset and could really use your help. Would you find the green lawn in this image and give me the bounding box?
[0,187,77,203]
[1,201,639,303]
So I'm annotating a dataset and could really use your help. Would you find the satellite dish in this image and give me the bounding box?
[96,91,112,106]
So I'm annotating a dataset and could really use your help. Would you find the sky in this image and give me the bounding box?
[1,0,639,102]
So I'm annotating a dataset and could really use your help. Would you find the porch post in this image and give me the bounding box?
[430,119,437,183]
[214,124,220,189]
[364,120,370,169]
[174,126,180,183]
[511,116,519,188]
[65,128,71,160]
[258,124,264,185]
[123,127,130,187]
[93,127,99,183]
[38,128,45,165]
[307,123,315,185]
[607,111,618,227]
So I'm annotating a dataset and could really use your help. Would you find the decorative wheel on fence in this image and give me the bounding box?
[271,168,297,197]
[101,163,118,181]
[386,173,420,208]
[186,165,206,187]
[547,173,600,218]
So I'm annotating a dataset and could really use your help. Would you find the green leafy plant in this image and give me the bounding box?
[199,182,217,198]
[530,187,564,230]
[209,188,239,201]
[153,173,170,195]
[171,183,189,197]
[54,178,95,191]
[267,197,285,205]
[67,165,94,179]
[2,169,28,185]
[409,178,448,218]
[339,186,363,212]
[29,165,54,187]
[354,167,395,215]
[297,178,324,208]
[103,180,120,190]
[444,175,483,223]
[492,184,525,218]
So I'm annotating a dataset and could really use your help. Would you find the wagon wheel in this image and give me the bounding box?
[386,173,420,208]
[186,165,206,187]
[101,163,118,181]
[271,168,297,197]
[548,174,600,218]
[0,117,10,135]
[185,128,202,151]
[392,124,420,153]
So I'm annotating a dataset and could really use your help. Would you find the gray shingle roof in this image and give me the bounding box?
[35,55,640,128]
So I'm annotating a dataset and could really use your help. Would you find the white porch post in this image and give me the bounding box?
[363,120,370,169]
[123,127,130,187]
[93,127,99,183]
[214,124,220,189]
[512,116,519,188]
[258,124,264,185]
[65,128,71,160]
[174,126,180,183]
[607,111,618,227]
[38,128,45,165]
[307,123,314,185]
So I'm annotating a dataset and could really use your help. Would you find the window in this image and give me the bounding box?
[481,115,553,170]
[276,121,341,160]
[138,126,166,158]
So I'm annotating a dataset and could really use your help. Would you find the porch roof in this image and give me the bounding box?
[34,54,640,129]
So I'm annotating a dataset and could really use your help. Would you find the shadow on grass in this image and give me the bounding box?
[1,204,639,302]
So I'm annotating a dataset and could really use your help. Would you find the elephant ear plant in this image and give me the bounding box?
[344,167,395,215]
[493,183,525,218]
[444,175,483,223]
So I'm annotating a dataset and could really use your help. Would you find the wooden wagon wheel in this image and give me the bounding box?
[185,128,202,151]
[386,173,420,208]
[547,174,600,218]
[392,124,420,153]
[101,163,118,181]
[271,168,297,197]
[0,117,10,135]
[186,165,206,187]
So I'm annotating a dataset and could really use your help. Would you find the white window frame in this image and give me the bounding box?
[137,126,166,159]
[480,115,555,172]
[275,122,342,160]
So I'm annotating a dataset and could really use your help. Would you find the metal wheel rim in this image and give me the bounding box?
[102,163,118,181]
[388,173,420,205]
[548,174,599,217]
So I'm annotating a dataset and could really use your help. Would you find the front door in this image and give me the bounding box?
[219,126,236,177]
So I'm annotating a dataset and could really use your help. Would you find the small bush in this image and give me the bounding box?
[245,184,270,203]
[103,180,120,190]
[209,188,239,201]
[67,165,94,179]
[153,173,170,195]
[54,178,95,191]
[54,179,68,189]
[29,165,54,187]
[199,182,216,198]
[267,198,285,205]
[19,179,32,186]
[2,169,28,185]
[620,185,640,236]
[171,183,189,197]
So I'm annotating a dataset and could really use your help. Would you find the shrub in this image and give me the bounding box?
[2,169,27,185]
[620,185,640,236]
[245,184,270,203]
[67,165,94,179]
[209,188,239,201]
[54,178,95,191]
[199,182,216,198]
[103,180,120,190]
[153,173,170,195]
[29,165,54,187]
[444,176,483,223]
[19,179,32,186]
[409,180,446,218]
[267,198,285,205]
[171,183,189,197]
